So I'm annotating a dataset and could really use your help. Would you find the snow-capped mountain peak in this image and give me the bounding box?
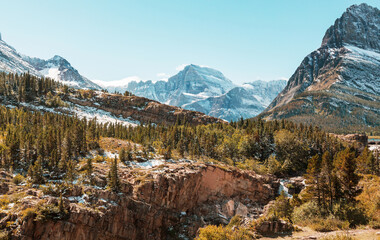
[0,36,100,89]
[262,3,380,132]
[322,3,380,52]
[97,64,286,121]
[0,38,41,76]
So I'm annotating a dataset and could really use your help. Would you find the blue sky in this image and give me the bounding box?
[0,0,379,84]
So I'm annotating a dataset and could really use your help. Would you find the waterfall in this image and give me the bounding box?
[278,179,292,198]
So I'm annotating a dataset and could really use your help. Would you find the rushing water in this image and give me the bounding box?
[278,179,293,198]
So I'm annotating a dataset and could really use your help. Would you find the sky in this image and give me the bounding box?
[0,0,379,84]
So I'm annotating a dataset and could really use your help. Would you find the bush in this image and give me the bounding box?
[12,174,25,185]
[267,191,293,220]
[308,217,349,232]
[196,225,253,240]
[20,207,37,220]
[0,196,10,209]
[227,215,243,228]
[292,201,322,224]
[332,202,368,227]
[40,183,61,197]
[34,203,68,222]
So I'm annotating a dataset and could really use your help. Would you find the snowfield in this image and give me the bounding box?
[17,101,139,127]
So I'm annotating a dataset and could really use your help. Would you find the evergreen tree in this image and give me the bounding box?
[65,160,76,184]
[84,158,94,185]
[320,151,333,211]
[119,148,126,162]
[28,157,45,184]
[108,156,120,192]
[356,147,375,174]
[305,154,322,206]
[334,148,360,202]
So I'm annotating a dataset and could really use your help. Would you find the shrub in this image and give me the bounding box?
[196,224,253,240]
[0,196,10,209]
[40,183,61,197]
[20,207,37,220]
[332,202,368,227]
[227,215,243,228]
[34,203,68,222]
[292,201,321,224]
[267,191,293,220]
[12,174,25,185]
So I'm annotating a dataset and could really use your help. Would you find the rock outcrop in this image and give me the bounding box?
[14,164,278,240]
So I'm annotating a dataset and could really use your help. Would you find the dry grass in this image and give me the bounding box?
[356,175,380,228]
[99,137,138,152]
[319,234,358,240]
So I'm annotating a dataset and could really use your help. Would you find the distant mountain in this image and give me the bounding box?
[260,3,380,133]
[0,34,286,121]
[0,35,100,89]
[96,65,286,121]
[22,55,100,89]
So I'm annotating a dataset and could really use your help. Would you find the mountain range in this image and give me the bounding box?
[0,34,286,121]
[260,3,380,132]
[95,65,287,121]
[0,3,379,132]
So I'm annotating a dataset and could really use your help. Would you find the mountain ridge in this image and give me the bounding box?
[0,36,100,89]
[260,3,380,133]
[96,64,286,121]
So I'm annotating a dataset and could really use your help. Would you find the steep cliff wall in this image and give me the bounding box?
[14,164,277,240]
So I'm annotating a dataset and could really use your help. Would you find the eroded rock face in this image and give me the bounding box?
[322,3,380,51]
[17,164,277,240]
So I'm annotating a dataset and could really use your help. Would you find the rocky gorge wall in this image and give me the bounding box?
[17,164,278,240]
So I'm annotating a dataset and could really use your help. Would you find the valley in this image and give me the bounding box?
[0,2,379,240]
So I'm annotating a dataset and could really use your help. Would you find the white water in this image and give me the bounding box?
[278,179,292,198]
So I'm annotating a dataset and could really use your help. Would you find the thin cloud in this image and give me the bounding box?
[156,72,170,81]
[175,64,189,71]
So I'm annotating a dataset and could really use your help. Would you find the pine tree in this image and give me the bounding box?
[305,154,321,206]
[65,160,76,184]
[28,157,45,184]
[334,148,360,202]
[108,156,120,192]
[119,148,126,162]
[270,191,293,221]
[320,151,333,211]
[84,158,94,185]
[356,147,375,174]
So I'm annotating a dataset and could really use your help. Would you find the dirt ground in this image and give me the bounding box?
[259,227,380,240]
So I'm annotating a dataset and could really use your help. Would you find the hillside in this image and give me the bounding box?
[260,3,380,133]
[0,72,223,126]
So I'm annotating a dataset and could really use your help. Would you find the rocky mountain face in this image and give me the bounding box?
[261,3,380,133]
[96,65,286,121]
[0,36,100,89]
[22,55,100,89]
[0,38,41,76]
[3,163,278,240]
